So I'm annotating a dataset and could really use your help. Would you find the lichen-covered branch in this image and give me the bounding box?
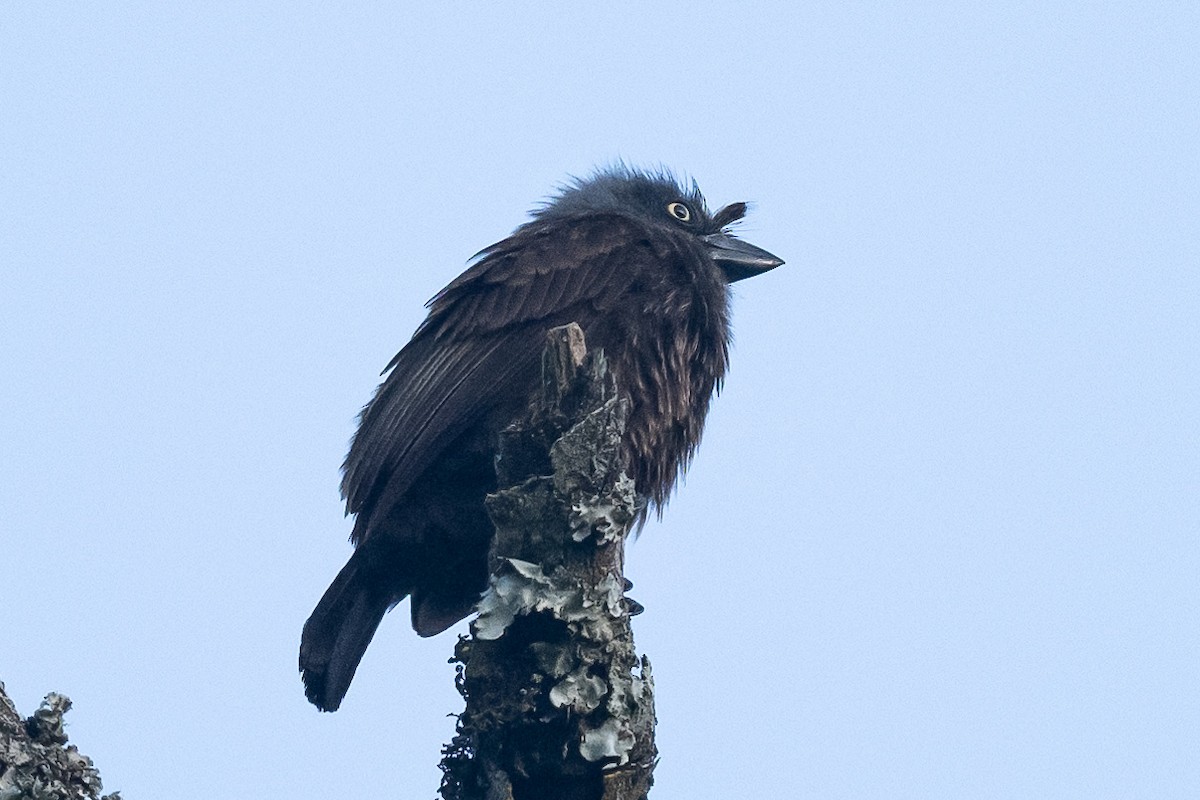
[0,683,119,800]
[438,323,656,800]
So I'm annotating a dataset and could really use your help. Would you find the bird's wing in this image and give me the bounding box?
[414,213,660,340]
[341,213,665,527]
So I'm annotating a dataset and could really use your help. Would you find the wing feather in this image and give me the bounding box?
[342,213,666,534]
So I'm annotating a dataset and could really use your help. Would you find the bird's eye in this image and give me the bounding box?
[667,202,691,222]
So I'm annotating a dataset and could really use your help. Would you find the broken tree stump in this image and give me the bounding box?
[438,323,656,800]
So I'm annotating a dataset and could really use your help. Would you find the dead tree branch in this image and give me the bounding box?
[438,323,656,800]
[0,683,118,800]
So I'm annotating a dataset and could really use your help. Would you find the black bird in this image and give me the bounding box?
[300,166,782,711]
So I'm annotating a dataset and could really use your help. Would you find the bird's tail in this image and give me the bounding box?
[299,551,395,712]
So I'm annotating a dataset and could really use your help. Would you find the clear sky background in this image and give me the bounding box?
[2,3,1197,798]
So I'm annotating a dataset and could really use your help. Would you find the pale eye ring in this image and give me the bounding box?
[667,202,691,222]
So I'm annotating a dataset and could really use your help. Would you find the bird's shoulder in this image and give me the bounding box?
[413,212,681,342]
[342,212,689,524]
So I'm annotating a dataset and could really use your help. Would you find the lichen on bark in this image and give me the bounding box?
[438,323,656,800]
[0,684,119,800]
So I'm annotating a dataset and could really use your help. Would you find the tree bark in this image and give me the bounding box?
[0,683,118,800]
[438,323,656,800]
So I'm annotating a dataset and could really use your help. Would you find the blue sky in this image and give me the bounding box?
[2,3,1197,798]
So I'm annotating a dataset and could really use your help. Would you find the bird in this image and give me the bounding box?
[300,165,783,711]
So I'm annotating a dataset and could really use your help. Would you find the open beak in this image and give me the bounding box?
[703,233,784,283]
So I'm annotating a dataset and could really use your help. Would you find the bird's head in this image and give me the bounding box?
[532,165,784,283]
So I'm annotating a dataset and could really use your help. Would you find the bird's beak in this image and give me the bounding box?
[703,233,784,283]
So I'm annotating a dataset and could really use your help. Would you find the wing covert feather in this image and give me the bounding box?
[343,213,669,530]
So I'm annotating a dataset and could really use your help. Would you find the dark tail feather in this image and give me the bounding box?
[300,552,396,712]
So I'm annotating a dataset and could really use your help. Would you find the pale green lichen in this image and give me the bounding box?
[579,717,635,764]
[569,474,639,543]
[549,666,608,714]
